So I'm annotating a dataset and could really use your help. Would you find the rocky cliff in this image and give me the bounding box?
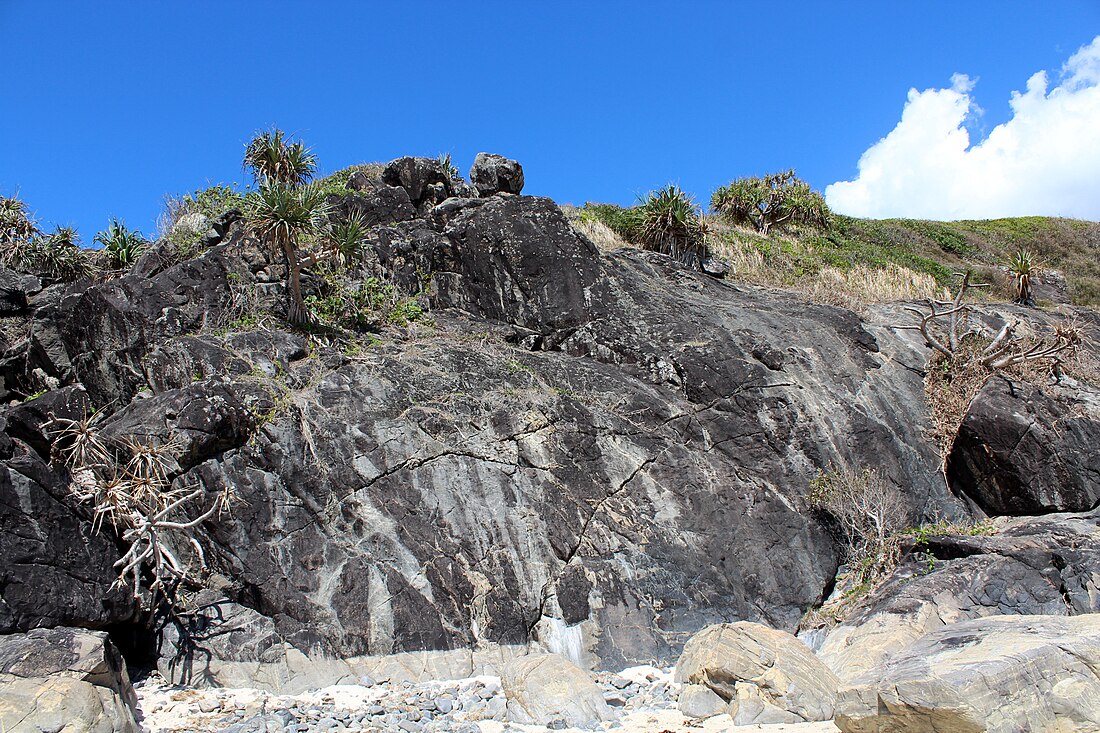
[1,157,1097,714]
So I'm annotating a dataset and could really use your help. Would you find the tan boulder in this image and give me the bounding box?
[836,615,1100,733]
[675,621,838,724]
[501,653,615,727]
[0,628,139,733]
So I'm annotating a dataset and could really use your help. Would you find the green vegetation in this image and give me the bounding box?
[306,272,425,331]
[577,186,708,264]
[634,185,708,263]
[94,220,148,270]
[1,196,95,282]
[711,170,830,235]
[578,197,1100,306]
[243,128,330,327]
[313,163,386,197]
[1007,248,1039,306]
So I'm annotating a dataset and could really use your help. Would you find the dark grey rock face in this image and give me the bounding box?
[469,153,524,196]
[0,267,41,314]
[0,415,137,633]
[948,375,1100,515]
[0,190,974,680]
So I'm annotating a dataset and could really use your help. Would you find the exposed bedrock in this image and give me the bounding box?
[947,373,1100,515]
[0,189,976,685]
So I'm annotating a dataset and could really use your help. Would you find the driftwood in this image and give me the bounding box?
[895,272,1080,370]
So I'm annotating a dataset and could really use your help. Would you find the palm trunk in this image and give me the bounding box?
[281,235,312,327]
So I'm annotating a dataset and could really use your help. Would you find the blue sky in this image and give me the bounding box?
[2,1,1099,239]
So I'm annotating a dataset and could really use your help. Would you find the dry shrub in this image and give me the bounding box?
[47,410,229,609]
[803,464,908,629]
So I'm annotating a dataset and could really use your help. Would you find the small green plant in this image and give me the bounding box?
[634,184,709,265]
[1007,248,1040,306]
[437,152,460,179]
[94,220,148,270]
[580,187,709,265]
[305,271,425,331]
[326,212,371,267]
[712,169,831,235]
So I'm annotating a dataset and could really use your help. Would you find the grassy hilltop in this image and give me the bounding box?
[570,203,1100,308]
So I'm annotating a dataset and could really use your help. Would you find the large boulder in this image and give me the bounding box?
[675,622,838,724]
[835,615,1100,733]
[469,152,524,196]
[381,156,456,211]
[948,375,1100,515]
[817,510,1100,682]
[0,267,42,314]
[0,627,139,733]
[501,653,614,727]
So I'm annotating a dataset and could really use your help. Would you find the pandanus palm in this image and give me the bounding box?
[243,128,318,188]
[243,128,328,326]
[246,181,330,326]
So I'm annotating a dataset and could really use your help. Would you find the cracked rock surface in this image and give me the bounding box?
[1,189,972,688]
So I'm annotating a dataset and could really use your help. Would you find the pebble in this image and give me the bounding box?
[136,664,681,732]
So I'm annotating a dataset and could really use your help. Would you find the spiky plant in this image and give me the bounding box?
[635,184,708,265]
[326,212,371,267]
[39,226,96,282]
[0,195,40,246]
[437,152,459,180]
[712,169,831,235]
[94,220,148,270]
[245,182,331,326]
[244,128,318,188]
[1007,248,1040,306]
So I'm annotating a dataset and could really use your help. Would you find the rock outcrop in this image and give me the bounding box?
[469,153,524,196]
[0,627,139,733]
[502,653,614,727]
[948,374,1100,515]
[835,615,1100,733]
[817,510,1100,682]
[0,157,1029,693]
[675,622,838,724]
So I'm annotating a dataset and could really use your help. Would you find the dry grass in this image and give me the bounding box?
[560,204,631,252]
[709,223,948,308]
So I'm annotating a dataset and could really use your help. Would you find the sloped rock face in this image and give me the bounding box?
[0,188,971,685]
[0,387,137,633]
[835,615,1100,733]
[0,627,139,733]
[948,375,1100,515]
[817,510,1100,682]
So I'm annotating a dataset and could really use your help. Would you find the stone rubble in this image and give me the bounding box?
[135,665,822,733]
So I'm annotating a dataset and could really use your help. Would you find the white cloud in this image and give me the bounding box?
[826,36,1100,220]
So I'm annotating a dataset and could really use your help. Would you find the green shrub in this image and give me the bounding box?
[314,163,386,197]
[94,220,148,270]
[580,203,643,241]
[580,186,708,265]
[634,184,708,264]
[712,170,831,235]
[306,270,425,331]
